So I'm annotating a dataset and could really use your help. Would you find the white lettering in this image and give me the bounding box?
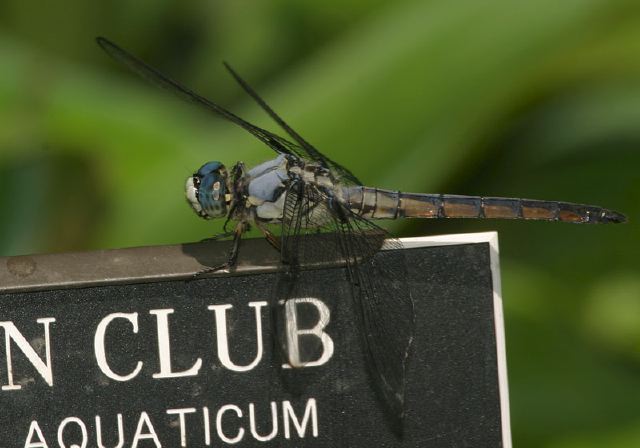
[95,414,124,448]
[24,421,48,448]
[131,412,161,448]
[94,313,142,382]
[208,301,266,372]
[0,318,55,390]
[282,298,334,368]
[283,399,318,439]
[166,407,196,447]
[25,399,319,447]
[150,309,202,378]
[57,417,87,448]
[249,402,278,441]
[202,407,211,446]
[216,404,244,444]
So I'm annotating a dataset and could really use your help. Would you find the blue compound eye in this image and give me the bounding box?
[185,161,229,219]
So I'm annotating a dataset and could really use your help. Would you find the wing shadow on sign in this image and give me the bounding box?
[181,235,412,437]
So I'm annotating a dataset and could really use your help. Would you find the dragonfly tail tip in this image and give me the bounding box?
[604,209,627,224]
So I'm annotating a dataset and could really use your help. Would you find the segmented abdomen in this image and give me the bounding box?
[341,187,626,224]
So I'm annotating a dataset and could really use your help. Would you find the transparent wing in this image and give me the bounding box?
[273,179,341,364]
[276,180,415,433]
[223,62,363,186]
[334,209,414,434]
[266,179,344,398]
[96,37,302,159]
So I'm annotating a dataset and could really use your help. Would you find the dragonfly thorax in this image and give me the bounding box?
[185,161,232,219]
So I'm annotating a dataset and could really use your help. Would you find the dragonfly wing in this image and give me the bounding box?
[334,208,415,434]
[275,179,342,361]
[96,37,300,158]
[223,62,363,186]
[277,179,415,433]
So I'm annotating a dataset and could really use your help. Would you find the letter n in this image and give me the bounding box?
[0,318,55,390]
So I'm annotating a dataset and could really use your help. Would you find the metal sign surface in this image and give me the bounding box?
[0,232,509,447]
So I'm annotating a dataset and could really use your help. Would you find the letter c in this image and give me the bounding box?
[94,312,143,381]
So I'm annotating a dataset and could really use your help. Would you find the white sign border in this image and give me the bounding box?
[396,232,511,448]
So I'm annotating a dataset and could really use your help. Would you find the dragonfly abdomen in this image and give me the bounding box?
[342,187,626,224]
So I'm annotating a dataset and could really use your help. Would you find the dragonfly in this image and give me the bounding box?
[96,37,627,435]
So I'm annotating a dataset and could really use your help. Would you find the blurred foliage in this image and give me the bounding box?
[0,0,639,446]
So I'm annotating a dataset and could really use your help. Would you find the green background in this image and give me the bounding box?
[1,1,638,446]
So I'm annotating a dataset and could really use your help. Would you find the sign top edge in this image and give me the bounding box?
[0,232,498,294]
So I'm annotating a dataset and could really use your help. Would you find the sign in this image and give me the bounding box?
[0,232,510,447]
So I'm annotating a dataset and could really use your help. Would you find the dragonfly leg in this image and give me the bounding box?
[255,221,281,251]
[200,231,235,243]
[193,221,246,278]
[221,206,237,233]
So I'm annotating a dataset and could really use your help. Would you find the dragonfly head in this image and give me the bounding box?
[185,161,232,219]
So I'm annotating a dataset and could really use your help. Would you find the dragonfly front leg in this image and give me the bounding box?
[199,211,239,243]
[194,221,247,277]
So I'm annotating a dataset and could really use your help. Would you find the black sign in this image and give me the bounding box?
[0,232,510,447]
